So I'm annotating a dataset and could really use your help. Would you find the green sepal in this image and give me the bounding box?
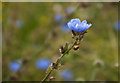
[46,66,52,74]
[57,64,64,70]
[64,42,69,50]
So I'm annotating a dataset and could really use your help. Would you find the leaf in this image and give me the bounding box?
[46,66,52,74]
[57,65,64,70]
[56,57,61,64]
[58,63,61,67]
[64,42,69,50]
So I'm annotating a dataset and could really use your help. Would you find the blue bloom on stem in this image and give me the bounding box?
[115,21,120,30]
[35,58,51,70]
[66,7,74,14]
[55,13,62,22]
[67,18,92,32]
[59,69,73,81]
[61,23,70,32]
[9,61,21,72]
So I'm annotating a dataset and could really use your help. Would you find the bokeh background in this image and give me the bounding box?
[2,2,119,81]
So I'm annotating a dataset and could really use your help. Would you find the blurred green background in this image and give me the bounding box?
[2,2,118,81]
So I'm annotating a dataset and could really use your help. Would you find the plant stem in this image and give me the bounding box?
[41,69,54,82]
[41,40,77,82]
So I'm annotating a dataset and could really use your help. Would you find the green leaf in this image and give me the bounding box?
[64,42,69,50]
[57,65,64,70]
[46,66,52,74]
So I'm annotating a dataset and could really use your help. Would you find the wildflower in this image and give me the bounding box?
[55,13,62,22]
[67,18,92,32]
[115,21,120,30]
[61,23,70,32]
[35,58,51,70]
[16,19,23,28]
[9,61,21,72]
[59,69,73,81]
[66,6,75,14]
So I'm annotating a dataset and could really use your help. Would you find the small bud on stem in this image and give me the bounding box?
[71,30,76,38]
[73,45,79,50]
[59,46,64,54]
[48,76,55,81]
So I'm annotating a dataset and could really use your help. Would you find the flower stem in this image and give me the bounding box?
[41,69,54,82]
[41,40,77,82]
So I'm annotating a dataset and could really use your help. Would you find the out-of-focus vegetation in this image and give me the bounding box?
[2,2,118,81]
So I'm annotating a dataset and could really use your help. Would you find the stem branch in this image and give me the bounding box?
[41,40,77,82]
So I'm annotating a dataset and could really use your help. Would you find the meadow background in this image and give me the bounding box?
[2,2,119,81]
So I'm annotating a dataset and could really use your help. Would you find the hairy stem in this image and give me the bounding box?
[41,69,54,82]
[41,40,77,82]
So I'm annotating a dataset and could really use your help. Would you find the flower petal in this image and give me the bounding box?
[67,18,92,32]
[82,20,87,24]
[71,18,81,24]
[87,24,92,29]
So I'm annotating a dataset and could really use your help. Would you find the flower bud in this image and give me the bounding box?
[59,46,65,54]
[71,30,76,38]
[79,35,84,41]
[48,76,55,81]
[59,42,69,54]
[68,44,72,49]
[51,62,58,69]
[73,45,79,50]
[72,34,75,38]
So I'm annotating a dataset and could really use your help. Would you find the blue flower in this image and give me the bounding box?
[61,23,70,32]
[16,20,23,28]
[9,61,21,72]
[55,13,62,22]
[115,21,120,30]
[35,58,51,70]
[59,69,73,81]
[67,18,92,32]
[66,7,75,14]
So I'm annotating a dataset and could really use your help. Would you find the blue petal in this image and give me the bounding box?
[115,21,120,30]
[82,20,87,24]
[35,58,51,70]
[67,22,74,30]
[71,18,81,24]
[61,23,70,32]
[9,61,21,72]
[59,69,73,81]
[67,18,92,32]
[86,24,92,29]
[55,14,62,22]
[66,7,74,14]
[77,25,86,32]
